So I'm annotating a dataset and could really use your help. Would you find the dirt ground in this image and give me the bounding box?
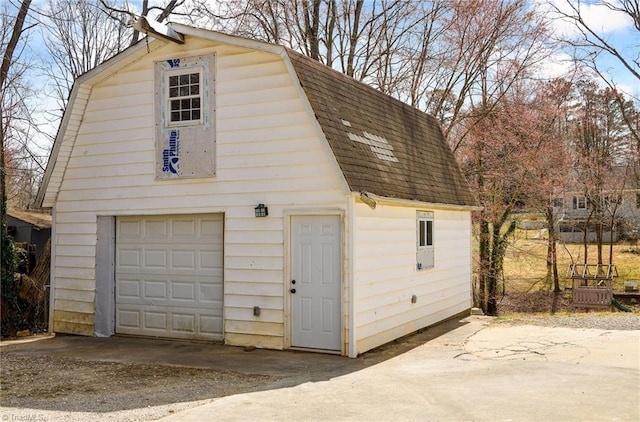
[0,353,279,414]
[498,290,640,313]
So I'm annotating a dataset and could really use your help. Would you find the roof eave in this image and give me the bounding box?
[356,191,482,212]
[169,23,285,55]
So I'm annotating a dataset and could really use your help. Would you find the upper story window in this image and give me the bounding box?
[166,68,203,126]
[417,211,434,270]
[154,55,215,180]
[572,196,588,210]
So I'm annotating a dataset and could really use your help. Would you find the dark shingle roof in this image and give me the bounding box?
[286,50,477,207]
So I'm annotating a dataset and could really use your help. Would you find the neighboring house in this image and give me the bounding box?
[553,168,640,243]
[37,23,478,357]
[7,209,52,262]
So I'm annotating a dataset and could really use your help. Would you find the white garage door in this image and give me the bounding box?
[115,214,223,340]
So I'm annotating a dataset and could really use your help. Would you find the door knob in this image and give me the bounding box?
[291,279,296,284]
[290,288,296,294]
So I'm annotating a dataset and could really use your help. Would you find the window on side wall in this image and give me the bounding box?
[417,211,434,270]
[166,68,203,126]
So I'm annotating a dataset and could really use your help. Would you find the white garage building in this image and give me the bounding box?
[37,23,478,357]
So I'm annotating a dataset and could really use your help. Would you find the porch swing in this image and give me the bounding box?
[568,263,617,309]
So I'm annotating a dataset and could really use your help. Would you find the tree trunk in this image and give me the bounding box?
[596,216,603,266]
[545,206,561,292]
[478,218,490,310]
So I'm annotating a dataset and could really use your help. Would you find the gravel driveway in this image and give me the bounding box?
[1,313,638,422]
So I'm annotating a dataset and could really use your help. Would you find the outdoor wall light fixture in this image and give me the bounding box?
[254,204,268,218]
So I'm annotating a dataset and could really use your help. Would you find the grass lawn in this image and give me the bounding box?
[501,229,640,292]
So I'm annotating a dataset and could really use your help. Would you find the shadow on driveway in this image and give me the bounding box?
[0,316,470,413]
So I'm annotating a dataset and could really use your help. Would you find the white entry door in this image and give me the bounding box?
[115,214,223,341]
[290,215,342,351]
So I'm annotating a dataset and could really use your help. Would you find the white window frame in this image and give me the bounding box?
[573,196,588,210]
[165,66,204,127]
[416,211,434,270]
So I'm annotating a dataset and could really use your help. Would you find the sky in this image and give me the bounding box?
[538,0,639,99]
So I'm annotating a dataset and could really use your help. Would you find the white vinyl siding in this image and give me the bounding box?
[51,42,347,346]
[352,203,471,354]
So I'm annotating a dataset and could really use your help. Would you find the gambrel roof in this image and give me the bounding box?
[37,24,476,209]
[286,50,476,207]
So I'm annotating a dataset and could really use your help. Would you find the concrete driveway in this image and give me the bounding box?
[160,317,640,422]
[2,316,638,421]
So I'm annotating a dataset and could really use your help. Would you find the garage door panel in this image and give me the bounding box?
[201,220,223,237]
[117,279,141,298]
[172,219,196,237]
[117,278,222,307]
[171,250,196,268]
[116,214,223,340]
[118,309,140,328]
[201,283,223,302]
[172,313,195,332]
[117,304,223,340]
[118,220,142,237]
[144,250,168,268]
[144,280,168,299]
[145,220,168,237]
[118,249,141,267]
[117,249,221,271]
[201,251,223,268]
[200,315,223,334]
[145,311,167,330]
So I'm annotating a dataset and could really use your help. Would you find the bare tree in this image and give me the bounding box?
[550,0,639,84]
[569,81,638,266]
[550,0,640,156]
[520,79,573,293]
[1,0,33,337]
[43,0,131,113]
[194,1,549,139]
